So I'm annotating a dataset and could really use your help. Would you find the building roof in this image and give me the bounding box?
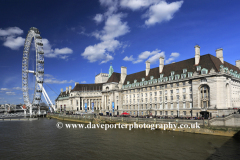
[71,83,103,92]
[107,72,121,83]
[123,54,240,84]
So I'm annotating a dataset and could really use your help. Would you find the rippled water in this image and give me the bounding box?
[0,118,240,160]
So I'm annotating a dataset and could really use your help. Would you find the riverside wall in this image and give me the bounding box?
[47,114,240,137]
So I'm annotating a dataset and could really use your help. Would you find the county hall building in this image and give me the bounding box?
[55,45,240,118]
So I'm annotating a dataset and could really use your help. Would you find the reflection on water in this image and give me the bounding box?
[0,118,240,160]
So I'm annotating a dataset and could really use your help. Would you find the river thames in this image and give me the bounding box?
[0,118,240,160]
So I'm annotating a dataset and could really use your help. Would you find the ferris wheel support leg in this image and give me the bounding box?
[39,83,54,112]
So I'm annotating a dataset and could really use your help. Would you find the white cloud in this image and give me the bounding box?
[123,55,134,61]
[144,1,183,26]
[6,92,15,95]
[100,0,119,16]
[13,87,22,90]
[44,74,74,84]
[0,27,24,50]
[42,39,73,59]
[100,54,114,64]
[44,79,74,84]
[147,52,165,63]
[3,36,25,50]
[0,27,23,36]
[81,81,87,83]
[120,0,160,10]
[94,14,104,23]
[82,13,129,64]
[165,52,180,64]
[133,49,164,63]
[0,88,9,91]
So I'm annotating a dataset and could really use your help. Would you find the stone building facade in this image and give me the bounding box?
[55,46,240,118]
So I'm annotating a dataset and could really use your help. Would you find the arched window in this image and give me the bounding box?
[200,85,210,108]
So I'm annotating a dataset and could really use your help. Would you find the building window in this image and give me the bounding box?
[160,111,162,115]
[165,96,167,101]
[155,92,157,96]
[170,84,173,87]
[165,84,167,88]
[181,74,186,79]
[190,102,192,108]
[160,74,164,78]
[176,89,179,94]
[171,71,175,76]
[183,95,186,100]
[165,103,168,109]
[160,104,163,109]
[165,90,167,94]
[171,103,173,109]
[176,82,179,86]
[189,87,192,92]
[159,91,162,95]
[177,95,179,100]
[165,111,168,115]
[201,68,208,74]
[183,102,186,108]
[171,96,173,101]
[76,100,78,106]
[196,65,201,71]
[183,88,186,93]
[183,82,185,85]
[170,90,173,94]
[200,85,210,109]
[188,72,193,77]
[175,74,179,80]
[183,69,187,73]
[190,94,192,99]
[171,111,173,115]
[183,111,186,115]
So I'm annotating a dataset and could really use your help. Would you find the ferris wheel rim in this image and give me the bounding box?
[22,27,44,107]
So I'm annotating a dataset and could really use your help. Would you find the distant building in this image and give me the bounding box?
[55,46,240,118]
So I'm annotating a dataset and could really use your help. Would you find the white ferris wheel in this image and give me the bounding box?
[22,27,55,115]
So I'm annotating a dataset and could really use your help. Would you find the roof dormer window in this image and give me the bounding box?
[183,69,187,74]
[150,76,154,80]
[171,71,175,76]
[181,74,186,79]
[160,74,164,78]
[188,72,193,77]
[196,66,201,71]
[127,81,130,84]
[134,79,137,83]
[201,68,208,74]
[175,74,180,80]
[142,78,145,82]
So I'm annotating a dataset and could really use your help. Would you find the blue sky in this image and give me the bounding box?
[0,0,240,105]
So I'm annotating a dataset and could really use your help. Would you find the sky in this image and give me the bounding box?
[0,0,240,105]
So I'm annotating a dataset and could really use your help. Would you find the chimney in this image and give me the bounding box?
[145,61,150,76]
[216,48,224,63]
[195,45,200,65]
[61,88,63,92]
[120,66,127,84]
[69,86,72,92]
[159,57,164,73]
[66,87,68,93]
[75,82,79,86]
[236,60,240,69]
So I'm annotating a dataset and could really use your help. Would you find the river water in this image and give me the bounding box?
[0,118,240,160]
